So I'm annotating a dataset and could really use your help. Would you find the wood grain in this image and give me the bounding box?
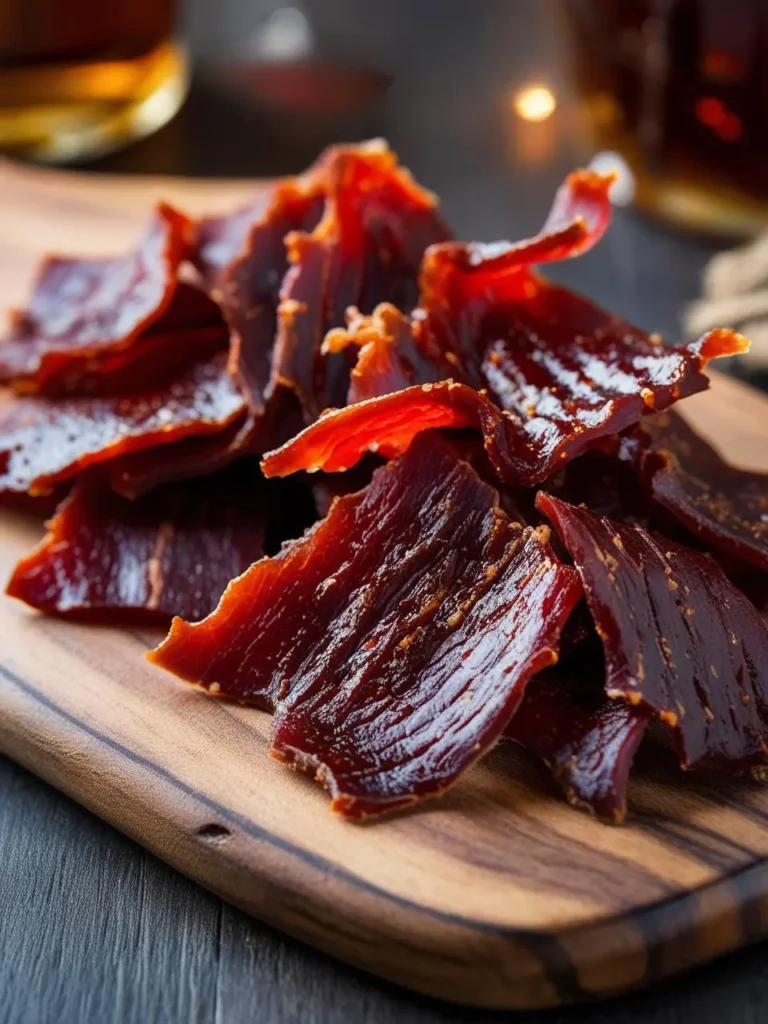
[2,163,768,1011]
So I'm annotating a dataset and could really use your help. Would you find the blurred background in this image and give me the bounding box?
[2,0,768,379]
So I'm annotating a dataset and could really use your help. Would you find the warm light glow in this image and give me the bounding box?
[513,85,556,122]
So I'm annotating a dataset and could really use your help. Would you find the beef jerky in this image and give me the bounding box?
[0,352,244,495]
[538,492,768,772]
[631,412,768,572]
[0,203,193,391]
[218,179,324,414]
[506,641,650,823]
[271,140,450,420]
[150,434,581,816]
[260,163,746,484]
[7,464,267,623]
[262,324,744,484]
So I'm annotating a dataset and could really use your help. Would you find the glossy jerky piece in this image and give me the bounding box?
[418,264,747,480]
[272,141,450,421]
[261,321,744,484]
[109,389,305,498]
[322,303,442,404]
[261,164,746,483]
[219,181,324,414]
[418,167,614,304]
[192,143,338,287]
[0,352,245,495]
[7,465,267,623]
[631,412,768,572]
[261,379,497,477]
[28,284,229,399]
[108,412,254,498]
[0,203,192,392]
[506,642,650,823]
[151,434,581,816]
[538,493,768,772]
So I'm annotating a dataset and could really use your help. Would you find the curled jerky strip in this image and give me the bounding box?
[262,164,746,485]
[0,203,193,392]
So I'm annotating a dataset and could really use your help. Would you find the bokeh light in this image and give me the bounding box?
[513,85,557,122]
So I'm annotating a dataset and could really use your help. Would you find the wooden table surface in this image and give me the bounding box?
[2,2,767,1021]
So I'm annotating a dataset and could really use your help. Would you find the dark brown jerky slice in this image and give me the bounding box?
[538,492,768,772]
[191,143,337,287]
[0,203,192,392]
[261,163,746,485]
[271,142,450,421]
[630,412,768,572]
[108,389,305,498]
[0,352,245,495]
[150,433,581,816]
[262,319,744,486]
[217,180,324,415]
[108,413,255,498]
[7,464,267,623]
[506,641,650,823]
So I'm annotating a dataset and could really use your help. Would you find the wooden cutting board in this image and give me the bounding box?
[3,161,768,1012]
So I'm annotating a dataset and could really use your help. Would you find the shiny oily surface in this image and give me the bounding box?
[632,412,768,572]
[0,203,191,391]
[262,323,743,486]
[539,493,768,773]
[0,352,245,494]
[151,434,581,816]
[261,167,746,486]
[7,465,267,623]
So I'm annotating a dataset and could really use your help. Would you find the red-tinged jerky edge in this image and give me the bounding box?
[506,645,650,823]
[0,352,245,495]
[150,433,582,817]
[260,157,745,485]
[0,203,193,392]
[419,167,614,297]
[630,412,768,573]
[261,326,745,486]
[315,169,614,406]
[537,492,768,773]
[270,141,450,422]
[6,465,267,624]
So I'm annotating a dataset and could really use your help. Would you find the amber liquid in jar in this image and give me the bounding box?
[0,0,188,162]
[560,0,768,235]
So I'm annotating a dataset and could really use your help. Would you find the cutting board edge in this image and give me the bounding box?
[4,661,768,1011]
